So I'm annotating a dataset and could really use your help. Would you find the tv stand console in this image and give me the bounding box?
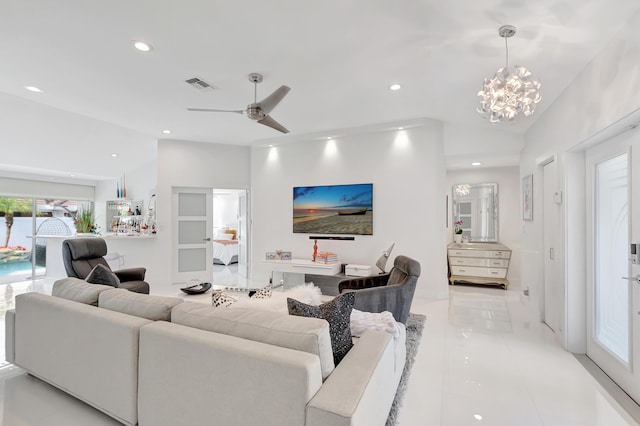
[263,259,344,295]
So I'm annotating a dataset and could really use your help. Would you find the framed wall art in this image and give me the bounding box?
[522,174,533,221]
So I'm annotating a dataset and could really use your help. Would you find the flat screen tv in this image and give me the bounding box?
[293,183,373,235]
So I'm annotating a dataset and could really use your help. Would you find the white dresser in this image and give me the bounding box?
[447,242,511,289]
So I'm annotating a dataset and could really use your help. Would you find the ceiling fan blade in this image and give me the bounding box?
[187,108,244,114]
[258,115,289,133]
[257,85,291,115]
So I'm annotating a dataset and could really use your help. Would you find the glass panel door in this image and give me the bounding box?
[594,153,629,362]
[586,130,640,404]
[173,188,212,284]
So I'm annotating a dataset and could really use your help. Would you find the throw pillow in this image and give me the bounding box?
[85,264,120,287]
[251,283,272,299]
[284,283,322,305]
[211,290,236,308]
[287,292,355,364]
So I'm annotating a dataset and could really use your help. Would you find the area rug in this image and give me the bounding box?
[386,312,426,426]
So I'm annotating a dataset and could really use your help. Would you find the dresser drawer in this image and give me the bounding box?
[451,266,507,279]
[491,251,511,259]
[448,249,511,259]
[449,257,509,268]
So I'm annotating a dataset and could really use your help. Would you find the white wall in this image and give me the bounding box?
[444,122,524,169]
[446,166,521,288]
[251,120,449,300]
[213,191,241,230]
[521,10,640,351]
[153,139,251,292]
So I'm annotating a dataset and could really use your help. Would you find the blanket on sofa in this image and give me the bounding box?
[230,283,401,338]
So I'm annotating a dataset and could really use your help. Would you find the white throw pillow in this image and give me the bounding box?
[285,283,322,305]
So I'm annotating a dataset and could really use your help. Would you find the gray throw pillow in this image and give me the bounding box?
[287,292,355,365]
[85,264,120,287]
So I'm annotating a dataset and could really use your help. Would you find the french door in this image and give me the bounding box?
[237,190,249,278]
[586,129,640,403]
[172,187,213,285]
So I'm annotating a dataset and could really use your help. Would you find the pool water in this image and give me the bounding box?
[0,261,44,282]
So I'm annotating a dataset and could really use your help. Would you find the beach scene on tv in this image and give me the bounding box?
[293,183,373,235]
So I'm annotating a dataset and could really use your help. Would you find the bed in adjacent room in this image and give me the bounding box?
[212,230,239,265]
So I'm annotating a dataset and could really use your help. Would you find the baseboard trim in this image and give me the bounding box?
[573,353,640,424]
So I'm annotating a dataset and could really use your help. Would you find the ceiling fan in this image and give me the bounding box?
[187,73,291,133]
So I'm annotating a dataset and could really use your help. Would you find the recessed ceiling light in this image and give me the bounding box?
[326,136,332,140]
[268,144,274,147]
[474,414,483,421]
[398,127,404,130]
[133,41,152,52]
[69,174,76,177]
[389,83,402,91]
[24,85,43,93]
[111,153,118,157]
[162,129,171,134]
[472,162,482,166]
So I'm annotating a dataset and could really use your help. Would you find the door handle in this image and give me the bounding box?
[621,275,640,283]
[203,237,211,242]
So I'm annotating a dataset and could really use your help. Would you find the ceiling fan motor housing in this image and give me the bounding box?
[246,104,265,120]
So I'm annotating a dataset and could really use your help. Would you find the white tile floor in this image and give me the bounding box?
[0,278,638,425]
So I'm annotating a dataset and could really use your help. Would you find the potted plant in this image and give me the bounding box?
[74,206,97,234]
[454,220,464,243]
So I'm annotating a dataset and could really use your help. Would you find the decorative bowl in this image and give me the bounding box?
[180,281,212,295]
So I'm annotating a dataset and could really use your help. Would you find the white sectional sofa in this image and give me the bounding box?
[5,278,406,426]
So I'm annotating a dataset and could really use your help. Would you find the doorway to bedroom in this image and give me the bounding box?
[212,189,249,286]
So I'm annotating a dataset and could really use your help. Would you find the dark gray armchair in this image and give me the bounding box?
[62,237,150,294]
[338,255,420,324]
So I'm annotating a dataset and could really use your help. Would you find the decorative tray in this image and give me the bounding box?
[180,282,212,295]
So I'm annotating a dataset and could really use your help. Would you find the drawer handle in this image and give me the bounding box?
[459,269,466,273]
[492,262,501,265]
[491,271,499,275]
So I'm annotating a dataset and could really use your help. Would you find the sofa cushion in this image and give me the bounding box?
[52,277,115,306]
[85,264,120,287]
[172,302,335,379]
[99,289,183,321]
[288,292,355,365]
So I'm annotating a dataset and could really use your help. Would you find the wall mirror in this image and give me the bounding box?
[452,183,498,242]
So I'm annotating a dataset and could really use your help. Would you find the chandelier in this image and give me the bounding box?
[454,184,470,197]
[477,25,541,123]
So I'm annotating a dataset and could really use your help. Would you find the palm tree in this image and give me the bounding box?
[0,197,31,247]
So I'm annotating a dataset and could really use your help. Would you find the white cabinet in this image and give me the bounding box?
[447,242,511,289]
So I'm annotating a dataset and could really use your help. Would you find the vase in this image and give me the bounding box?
[454,234,463,243]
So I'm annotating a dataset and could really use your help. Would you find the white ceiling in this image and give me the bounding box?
[1,1,639,179]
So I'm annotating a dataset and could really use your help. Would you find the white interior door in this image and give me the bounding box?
[586,130,640,404]
[543,160,560,332]
[237,190,249,278]
[172,187,213,285]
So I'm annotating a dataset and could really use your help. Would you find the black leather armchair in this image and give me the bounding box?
[338,255,420,324]
[62,238,150,294]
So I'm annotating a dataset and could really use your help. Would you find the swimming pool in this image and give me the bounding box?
[0,261,44,282]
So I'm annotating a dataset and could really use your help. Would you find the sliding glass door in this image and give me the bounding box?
[0,197,86,284]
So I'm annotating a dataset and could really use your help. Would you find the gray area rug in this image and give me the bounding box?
[386,312,426,426]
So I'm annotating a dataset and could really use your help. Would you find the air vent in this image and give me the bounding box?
[185,77,215,91]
